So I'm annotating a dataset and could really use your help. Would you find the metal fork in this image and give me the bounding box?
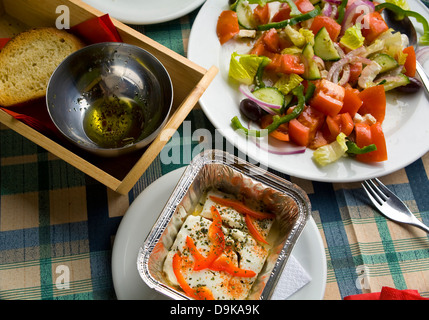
[362,178,429,234]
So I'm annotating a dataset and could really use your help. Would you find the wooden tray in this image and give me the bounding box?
[0,0,217,194]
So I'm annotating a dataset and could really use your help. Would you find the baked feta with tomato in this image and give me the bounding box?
[163,191,275,300]
[200,190,275,241]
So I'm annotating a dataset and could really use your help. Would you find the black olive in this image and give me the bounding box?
[239,98,263,121]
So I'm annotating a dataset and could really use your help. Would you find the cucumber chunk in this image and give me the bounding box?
[313,27,340,61]
[252,87,285,107]
[377,73,410,91]
[302,43,321,80]
[235,0,256,30]
[370,53,399,73]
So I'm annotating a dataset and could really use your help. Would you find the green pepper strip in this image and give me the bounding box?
[283,0,302,17]
[231,85,305,137]
[254,57,271,89]
[336,0,348,24]
[346,140,377,155]
[280,81,315,114]
[375,2,429,45]
[304,82,316,103]
[257,7,321,31]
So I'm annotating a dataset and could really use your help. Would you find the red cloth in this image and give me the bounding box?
[0,14,122,138]
[0,38,10,49]
[344,286,429,300]
[70,14,122,44]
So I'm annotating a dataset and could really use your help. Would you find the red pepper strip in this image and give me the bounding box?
[245,214,269,245]
[210,255,256,278]
[209,195,276,220]
[172,253,214,300]
[186,236,207,270]
[187,237,256,278]
[193,206,225,271]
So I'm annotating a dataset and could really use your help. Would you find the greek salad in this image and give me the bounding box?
[216,0,428,166]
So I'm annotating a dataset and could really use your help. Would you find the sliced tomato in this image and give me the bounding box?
[289,118,310,146]
[310,15,342,42]
[264,52,305,74]
[289,104,326,147]
[355,122,388,162]
[403,46,416,77]
[297,105,326,134]
[250,36,267,56]
[325,112,354,139]
[308,129,330,149]
[262,28,281,53]
[357,85,386,123]
[310,79,345,117]
[253,4,270,25]
[310,92,343,117]
[278,53,305,74]
[216,10,240,45]
[340,87,363,117]
[295,0,316,13]
[250,29,292,56]
[272,0,315,22]
[349,62,363,84]
[361,11,389,43]
[272,3,291,22]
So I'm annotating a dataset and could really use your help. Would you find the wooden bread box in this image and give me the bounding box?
[0,0,217,194]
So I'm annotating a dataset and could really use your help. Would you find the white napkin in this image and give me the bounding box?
[271,255,312,300]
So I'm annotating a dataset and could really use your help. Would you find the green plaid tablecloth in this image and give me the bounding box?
[1,2,429,301]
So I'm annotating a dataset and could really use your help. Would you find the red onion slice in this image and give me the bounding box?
[322,2,333,17]
[341,0,375,35]
[327,46,370,83]
[416,47,429,64]
[338,65,351,86]
[313,55,325,70]
[239,84,281,115]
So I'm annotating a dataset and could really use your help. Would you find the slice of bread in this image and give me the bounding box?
[0,28,84,107]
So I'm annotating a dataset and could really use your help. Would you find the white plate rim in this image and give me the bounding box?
[187,0,429,183]
[111,167,327,300]
[82,0,206,25]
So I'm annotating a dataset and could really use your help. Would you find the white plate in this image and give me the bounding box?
[111,167,327,300]
[82,0,206,25]
[187,0,429,183]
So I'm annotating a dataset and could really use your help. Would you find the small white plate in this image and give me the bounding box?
[82,0,206,25]
[187,0,429,183]
[111,167,327,300]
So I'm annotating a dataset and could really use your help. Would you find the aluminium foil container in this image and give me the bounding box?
[137,149,311,300]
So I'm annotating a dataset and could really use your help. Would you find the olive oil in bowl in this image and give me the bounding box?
[83,96,145,149]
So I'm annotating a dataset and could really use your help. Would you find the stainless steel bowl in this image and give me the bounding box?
[46,42,173,157]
